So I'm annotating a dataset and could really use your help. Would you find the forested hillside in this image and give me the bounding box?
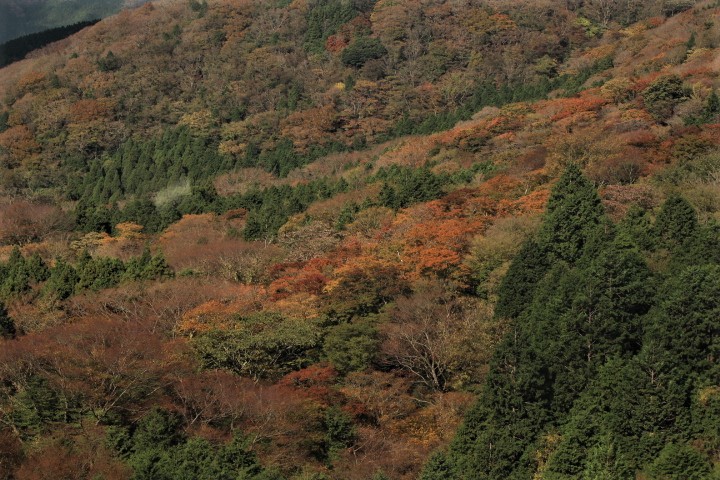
[0,0,719,478]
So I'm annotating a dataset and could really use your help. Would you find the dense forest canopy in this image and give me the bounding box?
[0,0,719,478]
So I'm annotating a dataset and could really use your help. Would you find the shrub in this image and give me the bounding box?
[341,37,387,68]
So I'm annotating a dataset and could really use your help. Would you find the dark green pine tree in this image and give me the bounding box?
[436,324,554,480]
[43,258,79,300]
[617,204,654,251]
[653,194,697,251]
[123,247,152,282]
[420,451,454,480]
[494,238,549,319]
[1,247,30,298]
[495,165,604,320]
[378,183,399,209]
[143,252,174,280]
[24,253,49,283]
[643,264,720,379]
[76,255,126,291]
[550,233,654,412]
[538,163,605,264]
[545,355,690,479]
[703,90,719,122]
[647,443,712,480]
[0,302,16,339]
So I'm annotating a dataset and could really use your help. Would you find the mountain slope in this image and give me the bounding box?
[0,0,718,479]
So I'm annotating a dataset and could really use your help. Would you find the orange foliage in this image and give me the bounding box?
[476,174,524,198]
[500,188,551,216]
[0,125,40,164]
[268,262,329,301]
[543,95,607,122]
[16,71,46,93]
[177,284,265,335]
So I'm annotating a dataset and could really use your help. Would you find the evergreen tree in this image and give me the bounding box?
[24,253,49,283]
[494,238,549,319]
[618,204,654,251]
[44,258,79,300]
[647,443,711,480]
[143,252,174,280]
[643,264,720,378]
[0,247,30,298]
[538,164,605,264]
[653,194,697,251]
[0,302,16,339]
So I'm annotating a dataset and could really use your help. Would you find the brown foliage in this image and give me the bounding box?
[14,429,129,480]
[0,126,40,166]
[68,98,115,123]
[0,200,69,245]
[380,280,507,391]
[160,214,281,282]
[0,430,22,480]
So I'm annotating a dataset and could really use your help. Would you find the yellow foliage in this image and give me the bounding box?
[178,109,216,134]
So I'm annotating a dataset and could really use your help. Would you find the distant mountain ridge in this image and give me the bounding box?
[0,0,149,43]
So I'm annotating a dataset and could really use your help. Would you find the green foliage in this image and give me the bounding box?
[538,164,606,263]
[122,247,174,282]
[193,312,322,380]
[43,258,79,300]
[423,165,720,480]
[618,205,654,250]
[420,452,453,480]
[341,36,387,67]
[114,408,276,480]
[74,128,227,206]
[304,0,358,53]
[0,111,8,133]
[9,376,76,439]
[496,164,607,319]
[97,50,121,72]
[24,253,50,283]
[662,0,695,17]
[75,134,348,238]
[189,0,208,16]
[0,248,30,299]
[322,319,378,373]
[76,253,125,291]
[0,247,174,302]
[494,238,548,319]
[375,166,444,209]
[237,178,348,240]
[653,194,698,251]
[644,264,720,378]
[323,406,356,460]
[642,75,689,122]
[647,443,712,480]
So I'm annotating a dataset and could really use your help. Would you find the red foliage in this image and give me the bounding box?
[548,96,608,122]
[277,364,339,404]
[325,34,349,53]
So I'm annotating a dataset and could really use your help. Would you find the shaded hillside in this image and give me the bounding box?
[0,0,718,479]
[0,20,99,68]
[0,0,149,43]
